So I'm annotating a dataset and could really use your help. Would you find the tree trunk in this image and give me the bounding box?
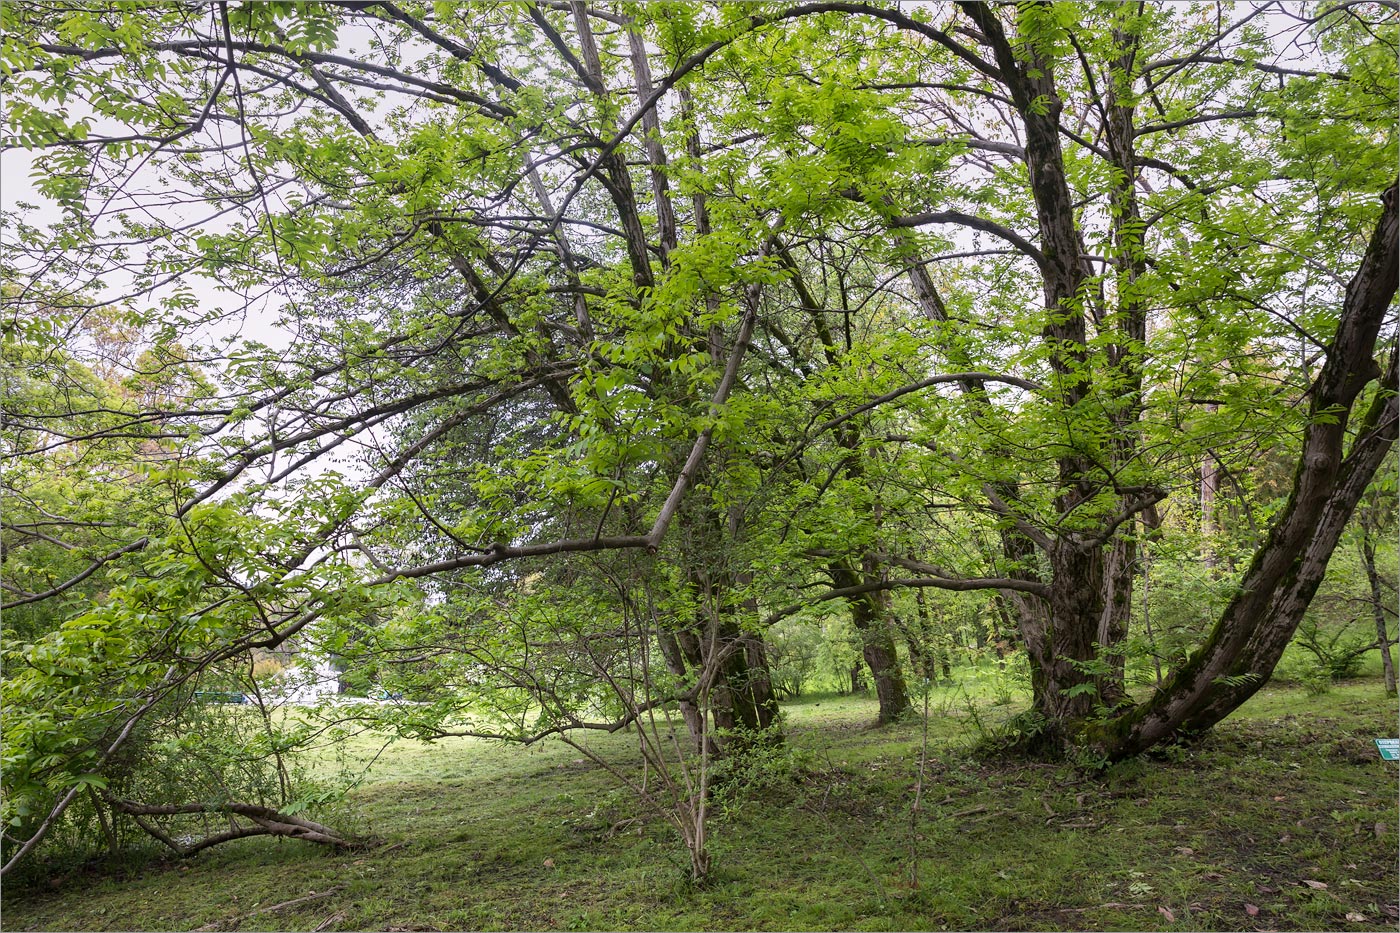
[1097,31,1144,707]
[1097,534,1133,707]
[963,6,1398,757]
[963,2,1103,735]
[656,628,714,754]
[1103,182,1399,758]
[896,614,932,682]
[831,561,910,723]
[914,588,952,682]
[1361,527,1397,695]
[105,797,356,856]
[1201,404,1222,571]
[1038,542,1106,723]
[710,618,779,737]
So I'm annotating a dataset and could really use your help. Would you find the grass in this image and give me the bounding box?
[4,670,1397,932]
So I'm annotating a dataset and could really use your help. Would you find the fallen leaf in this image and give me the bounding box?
[543,858,555,868]
[1278,834,1291,843]
[1159,906,1175,922]
[1301,879,1327,890]
[1174,846,1194,856]
[1345,913,1367,923]
[1272,795,1286,801]
[1203,872,1224,881]
[1245,904,1260,917]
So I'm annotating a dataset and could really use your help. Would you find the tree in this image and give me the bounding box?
[2,0,1395,874]
[1353,479,1398,694]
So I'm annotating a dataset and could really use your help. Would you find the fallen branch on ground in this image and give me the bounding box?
[196,886,346,932]
[105,796,360,857]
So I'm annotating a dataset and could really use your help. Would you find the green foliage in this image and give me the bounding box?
[3,0,1396,880]
[764,617,823,700]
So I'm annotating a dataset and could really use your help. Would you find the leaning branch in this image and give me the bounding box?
[888,210,1045,269]
[812,371,1043,438]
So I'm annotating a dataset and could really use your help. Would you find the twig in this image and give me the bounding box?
[196,885,346,931]
[314,909,349,931]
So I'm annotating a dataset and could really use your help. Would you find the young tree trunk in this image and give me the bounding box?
[656,629,715,754]
[1201,406,1223,571]
[1360,525,1397,695]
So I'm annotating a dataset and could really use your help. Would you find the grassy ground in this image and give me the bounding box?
[5,670,1397,932]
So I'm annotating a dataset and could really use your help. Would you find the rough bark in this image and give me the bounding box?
[959,3,1105,725]
[674,577,780,749]
[656,628,713,754]
[831,560,910,723]
[1105,182,1399,757]
[1096,27,1147,706]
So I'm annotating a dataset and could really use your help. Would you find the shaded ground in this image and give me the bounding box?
[5,675,1397,932]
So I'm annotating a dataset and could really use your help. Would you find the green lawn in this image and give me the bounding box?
[5,674,1397,932]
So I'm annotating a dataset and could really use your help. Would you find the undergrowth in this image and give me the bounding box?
[4,676,1396,932]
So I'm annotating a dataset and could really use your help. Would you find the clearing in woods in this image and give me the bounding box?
[4,668,1396,933]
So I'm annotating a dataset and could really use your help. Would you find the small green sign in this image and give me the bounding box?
[1376,739,1399,761]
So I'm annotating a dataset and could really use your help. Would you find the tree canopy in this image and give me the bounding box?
[2,0,1395,877]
